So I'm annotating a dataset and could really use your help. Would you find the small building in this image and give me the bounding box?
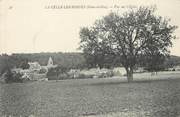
[47,57,53,67]
[113,67,126,76]
[28,62,41,71]
[174,65,180,71]
[44,57,57,69]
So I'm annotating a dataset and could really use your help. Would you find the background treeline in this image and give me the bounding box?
[0,52,180,75]
[165,55,180,68]
[0,52,86,75]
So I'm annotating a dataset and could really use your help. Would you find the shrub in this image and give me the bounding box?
[78,73,93,79]
[4,70,23,83]
[39,68,47,74]
[58,73,69,80]
[47,66,69,80]
[19,60,30,69]
[46,68,59,80]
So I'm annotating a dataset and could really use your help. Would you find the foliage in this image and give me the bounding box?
[39,68,47,74]
[19,59,30,69]
[143,51,167,72]
[0,52,179,80]
[0,54,15,75]
[79,6,177,82]
[68,72,94,79]
[4,70,23,83]
[47,66,69,80]
[164,55,180,68]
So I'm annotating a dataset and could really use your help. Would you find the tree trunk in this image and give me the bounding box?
[126,67,133,82]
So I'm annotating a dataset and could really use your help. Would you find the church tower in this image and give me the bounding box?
[47,57,53,67]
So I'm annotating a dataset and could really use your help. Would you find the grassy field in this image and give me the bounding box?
[0,71,180,117]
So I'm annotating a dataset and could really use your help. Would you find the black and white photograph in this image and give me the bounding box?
[0,0,180,116]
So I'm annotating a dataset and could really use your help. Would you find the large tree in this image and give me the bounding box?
[79,6,177,82]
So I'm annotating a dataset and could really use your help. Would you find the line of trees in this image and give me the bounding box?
[0,52,86,75]
[0,52,179,81]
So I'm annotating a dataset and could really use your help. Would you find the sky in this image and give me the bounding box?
[0,0,180,56]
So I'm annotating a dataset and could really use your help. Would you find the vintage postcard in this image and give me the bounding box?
[0,0,180,117]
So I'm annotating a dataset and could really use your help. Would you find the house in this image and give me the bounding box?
[28,62,41,71]
[174,65,180,71]
[113,67,126,76]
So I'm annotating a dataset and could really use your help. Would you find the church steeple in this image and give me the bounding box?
[47,57,53,67]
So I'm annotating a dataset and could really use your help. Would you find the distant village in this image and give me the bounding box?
[0,52,180,83]
[11,57,57,81]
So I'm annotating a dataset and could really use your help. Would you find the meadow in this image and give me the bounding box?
[0,71,180,117]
